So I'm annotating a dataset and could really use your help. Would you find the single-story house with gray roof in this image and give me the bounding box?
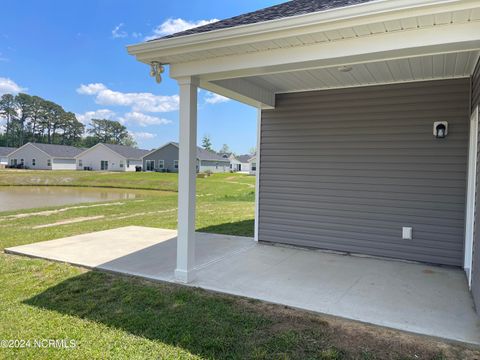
[75,143,150,171]
[128,0,480,341]
[142,142,230,173]
[7,142,85,170]
[228,153,253,172]
[0,147,16,165]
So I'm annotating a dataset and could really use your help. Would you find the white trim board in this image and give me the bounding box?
[465,105,479,286]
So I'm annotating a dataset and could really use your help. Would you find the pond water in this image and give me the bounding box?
[0,186,139,212]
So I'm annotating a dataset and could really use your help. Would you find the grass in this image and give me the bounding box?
[0,170,478,359]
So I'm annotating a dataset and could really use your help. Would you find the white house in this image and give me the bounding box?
[0,147,16,165]
[229,154,252,172]
[248,155,257,175]
[7,142,84,170]
[75,143,149,171]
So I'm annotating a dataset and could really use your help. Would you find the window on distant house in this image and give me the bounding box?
[174,160,178,169]
[120,161,124,168]
[216,162,218,169]
[20,159,24,165]
[127,160,130,168]
[78,159,83,167]
[47,159,51,167]
[32,159,36,166]
[158,160,164,169]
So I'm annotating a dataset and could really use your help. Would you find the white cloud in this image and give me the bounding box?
[77,83,179,113]
[145,18,219,40]
[130,131,157,140]
[112,23,128,39]
[121,111,172,127]
[76,109,116,125]
[76,83,107,95]
[0,77,26,95]
[205,92,230,104]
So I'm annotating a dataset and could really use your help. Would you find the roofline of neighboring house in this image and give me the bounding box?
[141,142,186,159]
[9,142,84,160]
[8,142,54,160]
[127,0,463,61]
[143,142,231,162]
[75,143,145,160]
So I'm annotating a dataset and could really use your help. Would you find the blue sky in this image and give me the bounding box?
[0,0,280,154]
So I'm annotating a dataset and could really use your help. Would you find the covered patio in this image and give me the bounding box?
[5,226,479,345]
[127,0,480,345]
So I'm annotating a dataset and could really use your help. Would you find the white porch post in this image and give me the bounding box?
[175,76,198,283]
[254,108,261,242]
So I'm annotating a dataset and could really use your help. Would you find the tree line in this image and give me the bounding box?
[201,134,255,155]
[0,93,136,148]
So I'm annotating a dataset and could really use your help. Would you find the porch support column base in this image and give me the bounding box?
[174,268,197,283]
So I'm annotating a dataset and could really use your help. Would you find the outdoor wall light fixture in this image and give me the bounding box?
[149,61,165,84]
[337,65,353,72]
[433,121,448,139]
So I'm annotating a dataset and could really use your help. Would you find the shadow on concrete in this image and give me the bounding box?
[198,219,254,238]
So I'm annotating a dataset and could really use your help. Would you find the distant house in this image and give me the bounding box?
[0,147,16,165]
[7,142,84,170]
[248,155,257,175]
[75,143,149,171]
[143,142,230,173]
[229,154,252,172]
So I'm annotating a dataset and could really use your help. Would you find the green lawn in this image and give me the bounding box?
[0,170,477,359]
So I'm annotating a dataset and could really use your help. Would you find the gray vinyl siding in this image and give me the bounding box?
[143,143,179,172]
[471,58,480,310]
[258,79,470,266]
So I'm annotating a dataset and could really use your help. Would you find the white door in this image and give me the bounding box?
[465,106,479,286]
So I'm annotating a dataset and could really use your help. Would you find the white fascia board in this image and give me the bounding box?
[171,21,480,80]
[127,0,475,62]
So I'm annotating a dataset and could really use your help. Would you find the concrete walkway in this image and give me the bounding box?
[6,226,480,345]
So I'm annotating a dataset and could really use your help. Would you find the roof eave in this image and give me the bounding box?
[127,0,460,61]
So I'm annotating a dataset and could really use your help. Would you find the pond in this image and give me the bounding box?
[0,186,139,212]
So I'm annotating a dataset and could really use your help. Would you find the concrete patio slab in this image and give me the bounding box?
[6,226,480,345]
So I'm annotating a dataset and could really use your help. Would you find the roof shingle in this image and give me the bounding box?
[32,143,86,158]
[168,142,230,161]
[102,143,150,160]
[153,0,374,41]
[0,147,16,157]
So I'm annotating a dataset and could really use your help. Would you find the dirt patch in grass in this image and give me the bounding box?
[32,215,105,229]
[237,298,479,359]
[0,202,126,220]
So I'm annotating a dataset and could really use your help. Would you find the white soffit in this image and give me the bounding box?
[233,51,480,93]
[132,6,480,65]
